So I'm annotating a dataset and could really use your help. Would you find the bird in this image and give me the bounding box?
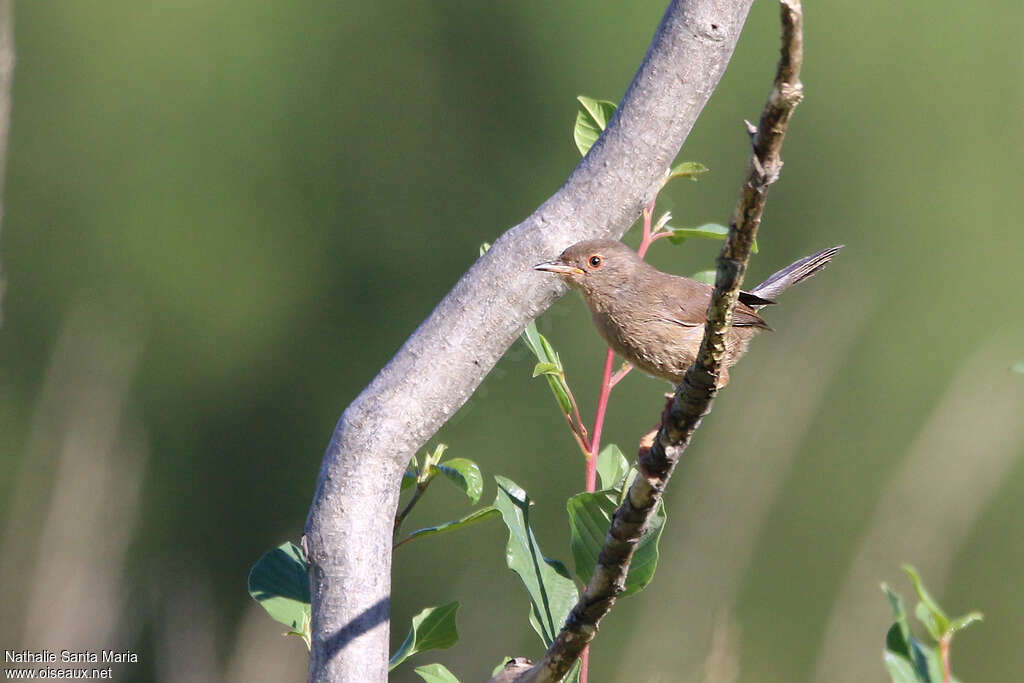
[534,239,842,387]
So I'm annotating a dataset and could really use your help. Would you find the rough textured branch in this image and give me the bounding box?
[305,1,757,681]
[521,2,803,681]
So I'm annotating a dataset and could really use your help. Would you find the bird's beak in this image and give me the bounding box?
[534,260,585,276]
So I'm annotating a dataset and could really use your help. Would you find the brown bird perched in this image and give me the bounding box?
[534,239,842,387]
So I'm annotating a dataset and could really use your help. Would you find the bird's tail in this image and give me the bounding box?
[746,245,844,306]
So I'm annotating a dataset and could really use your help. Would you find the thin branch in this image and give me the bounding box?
[564,383,592,453]
[392,480,429,540]
[608,363,633,389]
[520,2,804,680]
[305,1,757,680]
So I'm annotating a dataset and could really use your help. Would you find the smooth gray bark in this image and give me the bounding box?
[305,1,755,680]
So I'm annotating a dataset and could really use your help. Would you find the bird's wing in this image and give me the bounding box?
[656,279,771,330]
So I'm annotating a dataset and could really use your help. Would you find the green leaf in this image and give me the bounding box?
[880,577,970,683]
[532,362,561,378]
[666,161,709,182]
[479,242,492,256]
[389,602,460,671]
[521,320,545,359]
[882,583,912,656]
[397,506,500,547]
[566,489,666,596]
[949,611,983,633]
[903,565,950,636]
[596,444,629,491]
[248,541,311,648]
[573,96,617,157]
[424,444,449,470]
[403,455,419,491]
[546,376,574,415]
[493,476,579,647]
[520,326,574,415]
[414,663,461,683]
[435,458,484,504]
[667,223,729,244]
[690,269,717,285]
[915,602,943,642]
[538,335,562,370]
[884,649,923,683]
[667,223,758,253]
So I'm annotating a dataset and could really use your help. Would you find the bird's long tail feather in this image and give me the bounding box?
[747,245,843,305]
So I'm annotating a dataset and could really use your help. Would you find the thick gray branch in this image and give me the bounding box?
[305,1,755,681]
[519,2,804,681]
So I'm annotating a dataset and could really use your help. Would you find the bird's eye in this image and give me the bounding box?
[588,255,603,269]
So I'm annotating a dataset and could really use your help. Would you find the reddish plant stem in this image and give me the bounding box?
[606,366,630,387]
[579,198,659,683]
[564,414,591,456]
[940,634,952,683]
[587,349,617,491]
[648,230,675,245]
[637,199,657,255]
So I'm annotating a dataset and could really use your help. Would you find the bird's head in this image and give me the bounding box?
[534,239,644,300]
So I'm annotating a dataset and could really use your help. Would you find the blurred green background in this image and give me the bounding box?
[1,0,1021,681]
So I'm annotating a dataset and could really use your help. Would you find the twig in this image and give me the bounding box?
[393,481,429,540]
[518,2,804,680]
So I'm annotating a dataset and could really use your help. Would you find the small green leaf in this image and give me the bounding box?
[567,490,666,596]
[423,444,448,471]
[403,455,419,491]
[520,327,573,415]
[397,506,500,547]
[667,223,729,244]
[521,320,545,359]
[915,602,943,642]
[690,270,717,285]
[479,242,492,256]
[881,583,912,655]
[493,476,579,647]
[547,376,574,415]
[414,663,461,683]
[666,161,709,182]
[573,96,617,157]
[248,542,311,648]
[436,458,484,504]
[903,565,950,635]
[668,223,758,253]
[884,650,923,683]
[389,602,460,671]
[596,444,629,491]
[538,334,562,370]
[949,611,983,633]
[532,362,561,378]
